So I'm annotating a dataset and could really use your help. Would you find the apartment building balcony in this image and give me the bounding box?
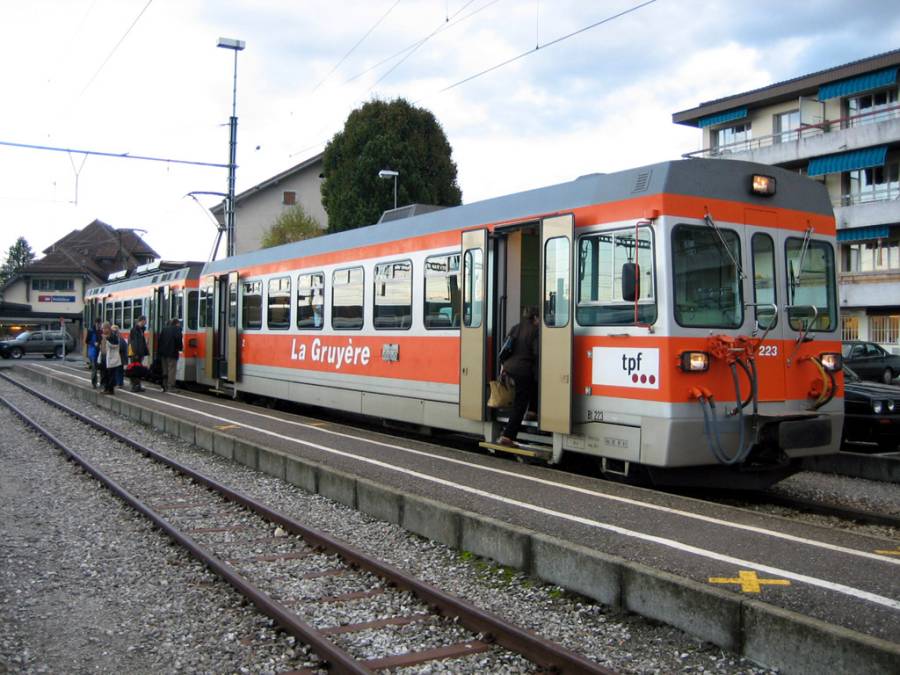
[684,105,900,166]
[840,269,900,308]
[834,195,900,231]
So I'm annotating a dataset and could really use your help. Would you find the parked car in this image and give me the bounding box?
[0,330,75,360]
[841,340,900,384]
[842,366,900,452]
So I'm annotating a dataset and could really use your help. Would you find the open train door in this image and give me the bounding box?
[202,276,215,380]
[539,214,574,434]
[459,229,488,421]
[227,271,239,382]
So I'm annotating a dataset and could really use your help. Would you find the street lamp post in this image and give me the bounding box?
[217,37,245,257]
[378,169,399,210]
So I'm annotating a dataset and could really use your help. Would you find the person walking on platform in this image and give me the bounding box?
[128,315,149,392]
[99,323,126,394]
[496,306,540,448]
[157,318,183,392]
[86,319,102,388]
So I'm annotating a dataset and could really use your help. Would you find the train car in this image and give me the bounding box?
[83,261,204,382]
[195,158,842,489]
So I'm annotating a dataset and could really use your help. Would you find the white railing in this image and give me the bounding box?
[684,103,900,159]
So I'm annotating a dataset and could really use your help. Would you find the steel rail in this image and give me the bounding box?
[0,373,614,674]
[0,393,370,675]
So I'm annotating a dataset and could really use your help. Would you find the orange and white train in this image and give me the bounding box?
[87,159,844,488]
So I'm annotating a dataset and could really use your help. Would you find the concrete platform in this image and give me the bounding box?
[11,361,900,674]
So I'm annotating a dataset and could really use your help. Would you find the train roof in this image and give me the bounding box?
[85,262,205,297]
[203,158,832,275]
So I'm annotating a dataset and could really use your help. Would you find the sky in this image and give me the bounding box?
[2,1,899,265]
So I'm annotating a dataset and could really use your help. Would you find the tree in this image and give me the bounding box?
[260,205,324,248]
[0,237,36,287]
[321,98,462,232]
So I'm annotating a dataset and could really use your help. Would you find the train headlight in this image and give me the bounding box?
[819,352,842,371]
[872,400,884,414]
[888,400,896,413]
[750,174,776,196]
[680,351,709,372]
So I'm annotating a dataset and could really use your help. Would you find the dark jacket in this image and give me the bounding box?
[128,324,149,359]
[501,319,539,381]
[158,324,183,358]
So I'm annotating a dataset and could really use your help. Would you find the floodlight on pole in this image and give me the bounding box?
[217,36,245,257]
[378,169,399,209]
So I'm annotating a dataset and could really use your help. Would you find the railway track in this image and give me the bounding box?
[0,374,611,674]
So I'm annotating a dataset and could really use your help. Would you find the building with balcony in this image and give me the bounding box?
[673,49,900,351]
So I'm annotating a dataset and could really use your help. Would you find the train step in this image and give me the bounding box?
[479,440,552,462]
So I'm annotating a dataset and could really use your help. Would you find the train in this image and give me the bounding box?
[83,159,843,489]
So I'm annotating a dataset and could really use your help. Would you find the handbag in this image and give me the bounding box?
[487,375,515,408]
[498,334,515,363]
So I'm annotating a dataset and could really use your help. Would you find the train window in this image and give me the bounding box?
[105,303,113,324]
[374,260,412,330]
[463,249,483,328]
[424,254,460,329]
[751,234,777,329]
[785,238,836,332]
[187,290,198,331]
[241,281,263,330]
[123,300,133,329]
[577,227,656,325]
[199,286,213,328]
[267,277,291,330]
[171,291,184,321]
[297,273,324,330]
[673,224,743,328]
[133,299,143,324]
[113,301,123,328]
[544,237,571,327]
[332,267,364,330]
[228,284,237,328]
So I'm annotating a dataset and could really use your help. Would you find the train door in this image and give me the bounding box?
[202,277,215,380]
[539,215,574,433]
[459,229,487,420]
[745,209,786,399]
[213,271,239,381]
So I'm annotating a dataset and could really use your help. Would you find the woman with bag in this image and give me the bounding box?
[496,306,540,447]
[100,323,126,394]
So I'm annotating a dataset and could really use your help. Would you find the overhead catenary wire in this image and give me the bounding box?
[0,139,228,169]
[79,0,155,97]
[310,0,402,94]
[435,0,657,96]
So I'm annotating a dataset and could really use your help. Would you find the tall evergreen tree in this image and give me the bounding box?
[321,98,462,232]
[0,237,36,287]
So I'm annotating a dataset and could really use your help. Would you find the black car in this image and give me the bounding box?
[841,341,900,384]
[842,366,899,451]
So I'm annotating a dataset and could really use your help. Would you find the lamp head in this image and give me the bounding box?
[217,37,245,51]
[378,169,398,178]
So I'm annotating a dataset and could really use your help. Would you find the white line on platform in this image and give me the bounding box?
[32,364,900,611]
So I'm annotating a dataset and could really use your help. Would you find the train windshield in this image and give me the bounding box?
[672,224,743,328]
[786,238,836,331]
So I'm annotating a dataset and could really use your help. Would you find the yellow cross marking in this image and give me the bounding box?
[875,548,900,556]
[708,570,791,593]
[215,424,241,430]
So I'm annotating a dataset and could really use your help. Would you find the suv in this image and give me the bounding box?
[0,330,76,360]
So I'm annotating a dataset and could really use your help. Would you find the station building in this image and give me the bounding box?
[0,220,158,339]
[673,49,900,351]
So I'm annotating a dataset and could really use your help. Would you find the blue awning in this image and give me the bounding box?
[807,146,888,176]
[697,107,747,128]
[818,67,898,100]
[837,225,891,242]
